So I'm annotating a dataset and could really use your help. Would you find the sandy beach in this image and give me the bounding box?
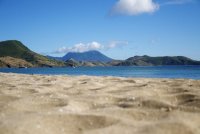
[0,73,200,134]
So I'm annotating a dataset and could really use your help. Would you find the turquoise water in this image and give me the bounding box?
[0,66,200,79]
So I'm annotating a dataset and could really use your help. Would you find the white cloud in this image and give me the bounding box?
[54,42,103,54]
[111,0,159,16]
[111,0,194,16]
[108,41,128,48]
[53,41,129,54]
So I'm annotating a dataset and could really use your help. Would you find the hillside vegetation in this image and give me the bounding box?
[0,40,65,67]
[117,55,200,66]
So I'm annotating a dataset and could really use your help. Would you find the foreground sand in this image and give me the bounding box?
[0,73,200,134]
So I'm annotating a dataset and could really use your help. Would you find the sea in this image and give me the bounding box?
[0,66,200,80]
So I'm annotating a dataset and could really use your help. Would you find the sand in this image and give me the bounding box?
[0,73,200,134]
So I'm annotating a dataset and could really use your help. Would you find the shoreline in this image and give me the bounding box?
[0,72,200,81]
[1,65,200,80]
[0,73,200,134]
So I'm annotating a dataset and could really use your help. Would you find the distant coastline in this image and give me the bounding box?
[1,40,200,68]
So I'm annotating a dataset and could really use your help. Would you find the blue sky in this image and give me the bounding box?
[0,0,200,60]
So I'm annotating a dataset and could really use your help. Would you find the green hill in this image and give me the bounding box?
[117,55,200,66]
[0,40,65,67]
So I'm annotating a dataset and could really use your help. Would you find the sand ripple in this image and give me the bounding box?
[0,73,200,134]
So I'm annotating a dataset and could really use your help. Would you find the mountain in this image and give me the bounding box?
[0,40,65,67]
[116,55,200,66]
[50,50,113,62]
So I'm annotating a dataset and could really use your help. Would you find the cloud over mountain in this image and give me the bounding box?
[53,41,129,54]
[54,42,103,54]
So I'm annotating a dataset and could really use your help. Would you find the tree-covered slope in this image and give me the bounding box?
[0,40,65,67]
[117,55,200,66]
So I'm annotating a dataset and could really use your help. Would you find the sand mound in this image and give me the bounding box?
[0,73,200,134]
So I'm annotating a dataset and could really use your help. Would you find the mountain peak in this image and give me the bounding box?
[62,50,113,62]
[0,40,30,52]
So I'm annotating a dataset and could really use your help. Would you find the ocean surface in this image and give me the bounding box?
[0,66,200,79]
